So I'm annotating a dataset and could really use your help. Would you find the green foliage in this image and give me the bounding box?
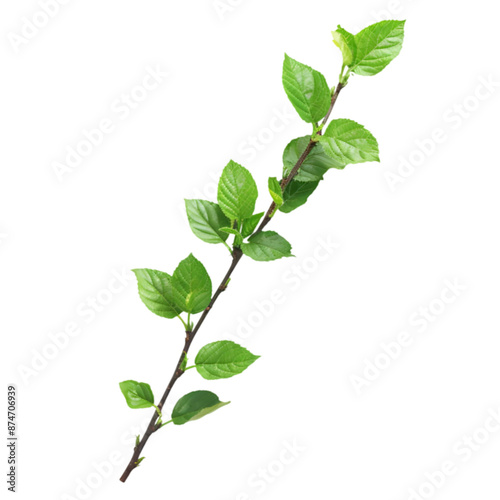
[319,119,379,166]
[218,160,258,221]
[172,254,212,314]
[185,199,231,245]
[332,21,405,80]
[280,180,320,213]
[282,54,331,123]
[119,381,155,409]
[283,136,343,182]
[121,19,405,477]
[133,269,181,319]
[268,177,283,207]
[171,391,230,425]
[241,231,293,261]
[194,340,260,379]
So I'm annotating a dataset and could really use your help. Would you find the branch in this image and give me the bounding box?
[120,82,345,483]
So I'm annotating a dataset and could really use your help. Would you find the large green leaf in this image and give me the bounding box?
[171,391,229,425]
[185,199,231,245]
[241,231,293,261]
[280,180,320,214]
[133,269,181,319]
[172,254,212,314]
[351,20,405,76]
[217,160,258,221]
[195,340,260,380]
[119,381,155,409]
[319,119,379,166]
[282,54,331,123]
[283,136,343,182]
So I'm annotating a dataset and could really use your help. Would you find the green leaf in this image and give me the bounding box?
[283,136,343,182]
[280,180,320,214]
[171,390,230,425]
[241,212,264,238]
[172,254,212,314]
[119,381,155,409]
[132,269,181,319]
[217,160,258,221]
[195,340,260,380]
[282,54,331,123]
[185,199,231,245]
[319,119,379,166]
[332,25,356,67]
[268,177,283,207]
[351,20,405,76]
[220,227,243,246]
[241,231,293,261]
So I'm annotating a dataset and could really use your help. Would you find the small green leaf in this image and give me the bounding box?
[185,199,231,245]
[282,54,331,123]
[217,160,258,221]
[119,381,155,409]
[283,136,343,182]
[332,25,356,67]
[133,269,181,319]
[268,177,283,207]
[135,457,145,466]
[171,391,230,425]
[135,435,140,446]
[241,212,264,238]
[220,227,243,246]
[280,180,320,214]
[195,340,260,380]
[351,20,405,76]
[319,119,379,166]
[172,254,212,314]
[241,231,293,261]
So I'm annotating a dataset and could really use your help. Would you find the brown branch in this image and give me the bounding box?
[120,82,345,483]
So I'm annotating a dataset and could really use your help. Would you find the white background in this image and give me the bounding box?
[1,1,500,499]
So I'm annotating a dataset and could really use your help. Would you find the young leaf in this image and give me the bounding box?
[268,177,283,207]
[217,160,258,221]
[351,20,405,76]
[180,353,188,372]
[119,381,155,409]
[241,231,293,261]
[185,199,231,245]
[332,25,356,67]
[171,391,230,425]
[195,340,260,380]
[220,227,243,246]
[283,136,343,182]
[241,212,264,238]
[172,254,212,314]
[133,269,181,319]
[318,118,379,166]
[282,54,331,123]
[280,180,320,214]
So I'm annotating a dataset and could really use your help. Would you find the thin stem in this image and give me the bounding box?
[119,82,345,483]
